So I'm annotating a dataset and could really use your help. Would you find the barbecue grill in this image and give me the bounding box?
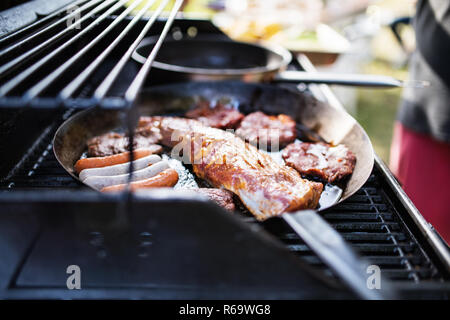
[0,0,449,300]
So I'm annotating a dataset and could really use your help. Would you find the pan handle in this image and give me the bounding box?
[282,210,397,299]
[274,70,428,88]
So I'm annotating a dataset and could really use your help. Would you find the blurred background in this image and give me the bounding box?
[130,0,417,163]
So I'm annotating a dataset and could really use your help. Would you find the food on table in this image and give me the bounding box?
[282,141,356,183]
[101,168,179,192]
[87,128,162,157]
[235,111,296,149]
[196,188,235,211]
[74,148,156,173]
[185,101,244,129]
[83,160,169,191]
[155,116,323,220]
[78,154,161,181]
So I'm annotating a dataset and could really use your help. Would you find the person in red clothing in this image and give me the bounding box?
[389,0,450,244]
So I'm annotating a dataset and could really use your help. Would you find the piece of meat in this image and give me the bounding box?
[74,148,155,173]
[235,111,297,150]
[101,168,179,192]
[157,117,208,148]
[282,142,356,183]
[156,117,323,220]
[78,155,161,181]
[196,188,235,211]
[83,160,170,191]
[138,116,164,128]
[87,126,162,157]
[185,101,244,129]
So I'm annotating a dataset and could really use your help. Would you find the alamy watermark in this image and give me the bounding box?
[169,128,282,165]
[366,264,381,290]
[66,265,81,290]
[64,264,380,290]
[66,5,81,29]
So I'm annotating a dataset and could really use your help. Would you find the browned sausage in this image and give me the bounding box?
[74,148,155,173]
[100,168,179,192]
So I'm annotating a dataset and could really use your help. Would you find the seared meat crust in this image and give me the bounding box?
[282,142,356,183]
[185,101,244,129]
[87,126,162,157]
[196,188,235,211]
[235,111,296,150]
[156,117,323,220]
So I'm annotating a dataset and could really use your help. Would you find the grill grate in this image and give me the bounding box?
[1,116,444,284]
[0,0,183,109]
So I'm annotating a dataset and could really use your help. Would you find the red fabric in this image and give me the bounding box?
[390,122,450,244]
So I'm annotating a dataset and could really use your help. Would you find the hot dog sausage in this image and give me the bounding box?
[79,154,161,181]
[101,168,179,192]
[74,148,157,173]
[83,160,169,190]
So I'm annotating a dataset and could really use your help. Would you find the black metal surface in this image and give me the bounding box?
[1,194,353,299]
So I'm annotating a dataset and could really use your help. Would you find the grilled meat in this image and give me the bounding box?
[185,101,244,129]
[138,116,164,128]
[101,168,179,192]
[196,188,235,211]
[87,127,162,157]
[156,117,323,220]
[282,142,356,183]
[235,111,296,150]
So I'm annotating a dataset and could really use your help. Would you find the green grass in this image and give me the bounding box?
[351,60,407,163]
[354,87,401,163]
[352,60,407,163]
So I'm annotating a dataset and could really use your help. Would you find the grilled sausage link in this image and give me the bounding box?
[74,148,155,173]
[79,155,161,181]
[83,160,169,191]
[101,168,179,192]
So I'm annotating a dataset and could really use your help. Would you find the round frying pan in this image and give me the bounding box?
[53,81,374,209]
[131,35,413,88]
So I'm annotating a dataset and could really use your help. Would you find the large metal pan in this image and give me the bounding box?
[54,81,374,203]
[132,35,417,88]
[53,81,392,299]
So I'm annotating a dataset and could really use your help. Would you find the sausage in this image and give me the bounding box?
[74,148,156,173]
[83,160,169,191]
[101,168,179,192]
[79,154,161,181]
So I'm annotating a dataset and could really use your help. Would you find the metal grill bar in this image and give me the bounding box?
[124,0,183,105]
[364,187,420,283]
[93,0,169,102]
[0,0,123,97]
[0,0,108,80]
[0,0,184,109]
[0,0,89,46]
[60,0,159,100]
[24,0,146,100]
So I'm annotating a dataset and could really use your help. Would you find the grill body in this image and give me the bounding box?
[0,1,449,299]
